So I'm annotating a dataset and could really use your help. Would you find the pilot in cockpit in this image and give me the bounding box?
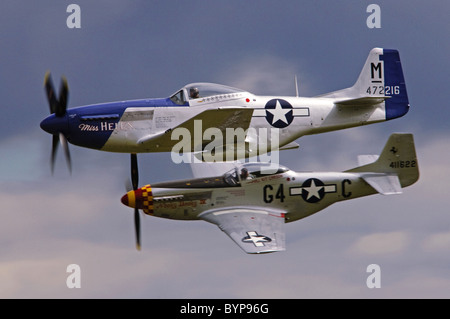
[240,168,249,180]
[189,87,200,99]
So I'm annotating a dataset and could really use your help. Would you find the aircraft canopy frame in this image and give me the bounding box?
[170,82,248,105]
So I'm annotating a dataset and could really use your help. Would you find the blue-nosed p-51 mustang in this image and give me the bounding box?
[41,48,409,172]
[121,133,419,252]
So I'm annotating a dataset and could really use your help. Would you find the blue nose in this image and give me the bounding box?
[40,114,69,135]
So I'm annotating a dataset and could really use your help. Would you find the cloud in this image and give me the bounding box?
[0,238,196,298]
[220,54,310,96]
[421,232,450,253]
[349,231,410,255]
[0,133,44,181]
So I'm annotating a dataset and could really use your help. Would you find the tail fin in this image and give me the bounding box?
[346,133,419,191]
[319,48,410,120]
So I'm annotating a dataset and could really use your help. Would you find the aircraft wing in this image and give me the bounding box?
[199,208,286,254]
[137,108,254,152]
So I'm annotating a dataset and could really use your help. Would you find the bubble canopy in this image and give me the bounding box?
[170,82,248,105]
[224,163,289,186]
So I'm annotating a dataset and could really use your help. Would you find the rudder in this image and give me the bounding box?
[379,49,410,120]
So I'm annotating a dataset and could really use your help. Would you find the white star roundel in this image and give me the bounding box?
[301,178,325,203]
[264,99,293,128]
[242,231,272,247]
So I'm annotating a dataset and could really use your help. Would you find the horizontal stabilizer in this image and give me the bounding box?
[335,96,390,107]
[361,173,402,195]
[357,155,379,166]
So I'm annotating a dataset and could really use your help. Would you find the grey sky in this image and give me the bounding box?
[0,1,449,298]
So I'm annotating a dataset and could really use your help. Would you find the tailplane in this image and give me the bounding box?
[346,133,419,194]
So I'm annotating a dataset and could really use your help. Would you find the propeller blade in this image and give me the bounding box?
[44,72,58,114]
[57,76,69,117]
[59,133,72,174]
[130,153,141,250]
[44,72,72,174]
[134,207,141,251]
[50,133,72,174]
[131,154,139,190]
[51,134,59,174]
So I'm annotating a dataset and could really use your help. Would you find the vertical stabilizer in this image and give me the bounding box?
[346,133,419,188]
[319,48,410,120]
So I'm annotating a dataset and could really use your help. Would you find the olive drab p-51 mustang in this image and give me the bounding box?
[121,133,419,252]
[41,48,409,172]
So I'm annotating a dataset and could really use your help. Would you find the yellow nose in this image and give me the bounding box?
[121,190,136,208]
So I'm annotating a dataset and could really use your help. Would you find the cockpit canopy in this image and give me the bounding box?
[224,163,289,186]
[170,82,247,105]
[150,162,289,189]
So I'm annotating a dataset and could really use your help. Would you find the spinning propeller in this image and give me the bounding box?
[130,153,141,250]
[121,154,150,251]
[42,72,72,174]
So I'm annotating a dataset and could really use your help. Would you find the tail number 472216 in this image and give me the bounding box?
[366,85,400,95]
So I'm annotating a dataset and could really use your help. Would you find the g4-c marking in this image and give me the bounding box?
[390,160,416,169]
[342,179,352,198]
[263,184,285,203]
